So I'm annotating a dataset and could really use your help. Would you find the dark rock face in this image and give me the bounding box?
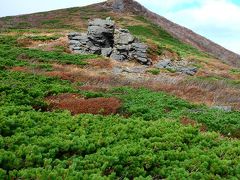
[68,18,151,65]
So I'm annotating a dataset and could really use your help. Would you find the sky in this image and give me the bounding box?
[0,0,239,55]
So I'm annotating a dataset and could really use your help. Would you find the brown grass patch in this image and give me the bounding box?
[87,59,113,69]
[17,38,35,47]
[11,66,28,72]
[46,93,122,115]
[79,85,109,92]
[180,117,207,132]
[45,71,76,82]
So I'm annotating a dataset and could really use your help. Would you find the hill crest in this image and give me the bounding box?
[103,0,240,67]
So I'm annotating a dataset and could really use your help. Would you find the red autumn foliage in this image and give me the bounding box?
[11,66,28,72]
[46,93,122,115]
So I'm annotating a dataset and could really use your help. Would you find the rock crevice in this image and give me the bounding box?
[68,18,151,65]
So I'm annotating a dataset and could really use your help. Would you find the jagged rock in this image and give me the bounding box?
[89,46,101,54]
[88,18,114,47]
[154,59,172,68]
[68,32,81,39]
[110,51,126,61]
[114,29,135,45]
[101,47,113,57]
[69,40,80,45]
[68,17,151,65]
[177,67,198,76]
[131,43,150,64]
[109,0,125,11]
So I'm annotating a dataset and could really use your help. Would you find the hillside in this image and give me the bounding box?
[0,0,240,179]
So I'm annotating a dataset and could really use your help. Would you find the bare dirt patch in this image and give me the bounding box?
[45,93,122,115]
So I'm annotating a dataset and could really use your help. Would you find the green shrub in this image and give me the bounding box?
[230,68,240,74]
[26,35,62,41]
[84,91,104,99]
[147,68,160,75]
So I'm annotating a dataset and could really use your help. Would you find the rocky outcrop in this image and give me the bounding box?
[104,0,240,67]
[154,59,198,76]
[68,18,151,65]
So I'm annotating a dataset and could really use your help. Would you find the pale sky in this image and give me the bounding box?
[0,0,239,55]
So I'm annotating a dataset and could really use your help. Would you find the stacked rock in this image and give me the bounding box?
[68,17,151,65]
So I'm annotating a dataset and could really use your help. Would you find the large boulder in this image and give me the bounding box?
[114,29,135,45]
[68,17,151,65]
[88,18,115,47]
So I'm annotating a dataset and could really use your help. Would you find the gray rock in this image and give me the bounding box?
[101,47,112,57]
[154,59,198,75]
[110,52,126,61]
[212,106,232,112]
[89,46,101,54]
[89,18,115,29]
[132,43,148,50]
[133,52,148,58]
[154,59,172,68]
[112,67,123,74]
[73,50,88,54]
[68,17,151,65]
[136,57,149,63]
[68,32,81,38]
[114,29,135,45]
[177,67,198,76]
[69,40,80,45]
[116,45,131,51]
[111,0,125,11]
[72,47,81,50]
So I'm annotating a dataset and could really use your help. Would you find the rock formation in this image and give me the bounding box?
[68,18,151,65]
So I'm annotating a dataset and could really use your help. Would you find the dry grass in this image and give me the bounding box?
[11,60,240,110]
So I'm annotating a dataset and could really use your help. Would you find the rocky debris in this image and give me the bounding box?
[154,59,198,75]
[177,67,198,76]
[154,59,172,69]
[212,106,232,112]
[68,17,151,65]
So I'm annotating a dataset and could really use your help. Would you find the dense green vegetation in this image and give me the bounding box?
[104,87,240,137]
[1,107,240,179]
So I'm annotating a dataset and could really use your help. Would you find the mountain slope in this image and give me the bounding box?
[104,0,240,67]
[0,1,240,179]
